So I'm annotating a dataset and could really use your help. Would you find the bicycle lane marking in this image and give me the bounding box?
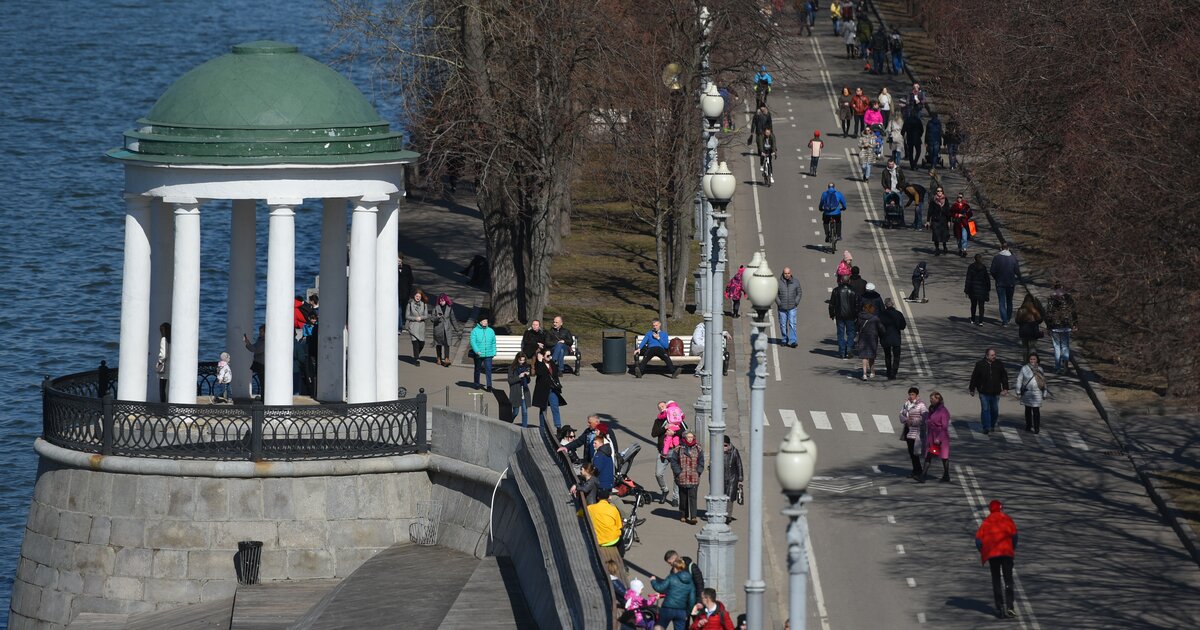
[958,464,1043,630]
[843,147,932,378]
[743,99,782,381]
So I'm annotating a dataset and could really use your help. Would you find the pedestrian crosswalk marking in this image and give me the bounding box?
[1036,431,1056,448]
[780,409,798,428]
[842,412,863,432]
[947,423,959,440]
[1064,431,1089,450]
[872,414,893,433]
[967,423,984,439]
[999,427,1021,443]
[810,410,832,430]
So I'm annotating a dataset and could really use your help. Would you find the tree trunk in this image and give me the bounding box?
[482,190,520,324]
[654,213,669,326]
[670,197,692,320]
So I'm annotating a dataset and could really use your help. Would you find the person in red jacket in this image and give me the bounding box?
[975,499,1019,619]
[690,588,735,630]
[950,193,973,257]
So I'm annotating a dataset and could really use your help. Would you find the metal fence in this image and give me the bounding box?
[41,369,427,461]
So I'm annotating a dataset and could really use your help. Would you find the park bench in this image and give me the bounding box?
[632,335,701,375]
[484,334,581,374]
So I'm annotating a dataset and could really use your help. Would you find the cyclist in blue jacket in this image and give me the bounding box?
[753,66,774,107]
[820,183,848,243]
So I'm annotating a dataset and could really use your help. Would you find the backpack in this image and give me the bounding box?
[668,337,685,356]
[685,558,705,601]
[820,191,840,212]
[891,33,903,52]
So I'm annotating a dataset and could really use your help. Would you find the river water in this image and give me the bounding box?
[0,2,403,623]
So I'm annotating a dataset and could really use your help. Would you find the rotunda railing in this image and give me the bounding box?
[42,368,427,461]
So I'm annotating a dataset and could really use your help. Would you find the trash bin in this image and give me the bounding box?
[236,541,263,585]
[601,329,627,374]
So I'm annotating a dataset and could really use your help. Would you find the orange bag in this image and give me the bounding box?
[968,220,978,236]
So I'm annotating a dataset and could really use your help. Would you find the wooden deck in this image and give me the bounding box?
[232,579,340,629]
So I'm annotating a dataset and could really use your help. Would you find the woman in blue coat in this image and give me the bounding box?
[649,559,695,630]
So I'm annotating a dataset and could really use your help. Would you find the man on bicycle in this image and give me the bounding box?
[753,65,774,107]
[820,182,847,244]
[760,128,778,185]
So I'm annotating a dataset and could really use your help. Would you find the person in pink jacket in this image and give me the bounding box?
[725,266,747,318]
[836,251,854,279]
[921,391,952,482]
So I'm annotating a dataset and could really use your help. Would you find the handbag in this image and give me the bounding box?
[928,441,941,456]
[735,483,745,505]
[967,219,978,236]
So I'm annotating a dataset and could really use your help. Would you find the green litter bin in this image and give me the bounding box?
[601,329,627,374]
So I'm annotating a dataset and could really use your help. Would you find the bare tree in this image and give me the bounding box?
[921,0,1200,400]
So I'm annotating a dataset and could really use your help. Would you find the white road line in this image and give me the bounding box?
[1035,431,1056,449]
[872,414,893,433]
[1000,426,1022,444]
[966,422,984,439]
[841,412,863,432]
[896,544,905,554]
[819,257,826,263]
[948,423,959,440]
[843,147,933,378]
[805,527,833,630]
[906,577,917,588]
[871,465,882,474]
[810,410,832,430]
[779,408,798,428]
[879,487,888,495]
[766,310,782,382]
[1065,430,1089,450]
[886,515,896,524]
[917,613,927,624]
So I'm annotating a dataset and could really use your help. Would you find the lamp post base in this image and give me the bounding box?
[696,523,738,609]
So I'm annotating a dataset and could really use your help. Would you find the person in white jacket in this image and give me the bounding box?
[156,322,170,402]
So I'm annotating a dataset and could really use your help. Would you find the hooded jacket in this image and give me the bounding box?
[989,250,1021,288]
[690,601,735,630]
[975,502,1018,563]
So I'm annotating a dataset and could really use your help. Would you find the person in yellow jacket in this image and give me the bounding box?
[585,497,625,581]
[830,1,842,36]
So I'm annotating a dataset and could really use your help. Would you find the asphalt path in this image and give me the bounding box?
[722,20,1200,630]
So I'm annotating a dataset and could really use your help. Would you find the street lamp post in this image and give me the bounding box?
[695,82,723,443]
[697,160,737,605]
[743,253,777,630]
[776,418,819,630]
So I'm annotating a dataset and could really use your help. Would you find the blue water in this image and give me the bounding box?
[0,2,404,624]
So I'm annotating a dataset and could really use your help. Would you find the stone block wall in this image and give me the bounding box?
[8,460,431,630]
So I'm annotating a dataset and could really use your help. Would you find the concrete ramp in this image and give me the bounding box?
[289,544,480,629]
[439,556,535,629]
[68,598,234,630]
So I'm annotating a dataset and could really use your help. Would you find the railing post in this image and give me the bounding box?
[250,405,265,461]
[416,388,428,453]
[41,377,51,440]
[101,395,115,456]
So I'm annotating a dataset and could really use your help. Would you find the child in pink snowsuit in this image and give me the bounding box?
[624,579,661,630]
[660,401,686,456]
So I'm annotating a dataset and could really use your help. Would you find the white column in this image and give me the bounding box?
[116,195,153,401]
[346,198,381,403]
[264,201,298,406]
[226,199,257,399]
[317,198,348,402]
[167,199,201,404]
[375,196,400,400]
[148,199,174,401]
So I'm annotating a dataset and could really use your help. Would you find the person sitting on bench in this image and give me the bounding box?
[634,319,678,378]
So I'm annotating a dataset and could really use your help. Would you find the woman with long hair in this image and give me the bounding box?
[1017,353,1049,433]
[532,349,565,429]
[838,86,853,136]
[506,352,532,427]
[431,293,460,367]
[856,302,882,379]
[900,387,927,479]
[405,289,429,364]
[1015,293,1044,359]
[922,391,952,482]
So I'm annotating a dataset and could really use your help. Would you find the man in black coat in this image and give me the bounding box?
[902,113,924,171]
[878,298,907,379]
[397,255,415,327]
[847,266,868,297]
[969,348,1010,434]
[828,276,860,359]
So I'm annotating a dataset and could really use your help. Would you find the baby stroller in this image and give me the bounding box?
[612,443,653,553]
[883,191,904,229]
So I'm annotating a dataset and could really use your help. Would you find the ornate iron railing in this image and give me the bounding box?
[42,369,426,461]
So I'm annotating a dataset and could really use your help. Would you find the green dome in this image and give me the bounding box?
[107,40,416,166]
